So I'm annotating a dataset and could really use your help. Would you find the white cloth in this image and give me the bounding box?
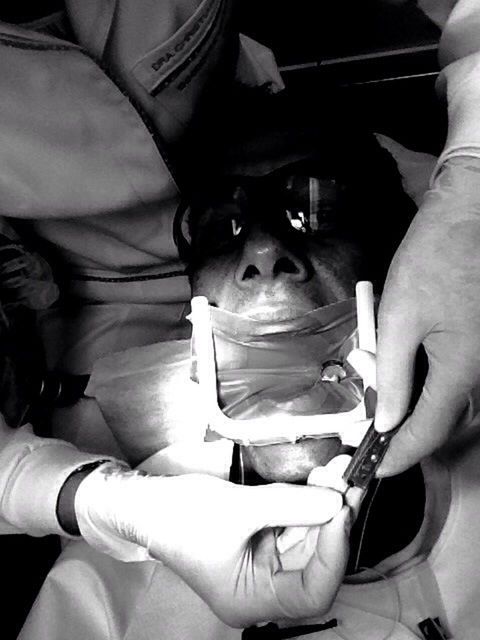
[433,0,480,181]
[0,0,237,376]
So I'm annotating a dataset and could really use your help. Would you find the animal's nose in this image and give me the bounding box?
[235,228,309,285]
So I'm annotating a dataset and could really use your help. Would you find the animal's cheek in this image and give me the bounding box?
[307,250,359,302]
[190,256,240,300]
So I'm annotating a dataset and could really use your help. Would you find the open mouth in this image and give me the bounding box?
[190,286,376,482]
[192,295,368,442]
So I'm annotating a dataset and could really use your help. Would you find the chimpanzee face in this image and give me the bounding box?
[179,140,415,482]
[188,174,363,319]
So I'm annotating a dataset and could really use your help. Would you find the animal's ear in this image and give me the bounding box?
[374,133,437,206]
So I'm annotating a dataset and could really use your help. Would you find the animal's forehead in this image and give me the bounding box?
[197,170,342,206]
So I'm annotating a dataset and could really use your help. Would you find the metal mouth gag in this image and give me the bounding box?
[188,282,376,448]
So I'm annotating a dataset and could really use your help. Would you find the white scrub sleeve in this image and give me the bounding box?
[433,0,480,179]
[0,414,112,537]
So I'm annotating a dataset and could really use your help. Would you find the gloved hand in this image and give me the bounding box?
[75,463,349,628]
[375,156,480,475]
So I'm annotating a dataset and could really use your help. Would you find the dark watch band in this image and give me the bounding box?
[56,459,111,536]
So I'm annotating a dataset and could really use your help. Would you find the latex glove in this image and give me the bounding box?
[347,348,377,391]
[277,455,364,570]
[375,156,480,475]
[75,463,348,628]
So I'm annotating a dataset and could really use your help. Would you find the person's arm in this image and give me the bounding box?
[72,462,348,628]
[0,413,112,537]
[375,0,480,474]
[0,412,350,627]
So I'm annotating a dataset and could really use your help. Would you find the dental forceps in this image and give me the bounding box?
[342,418,400,490]
[341,283,402,490]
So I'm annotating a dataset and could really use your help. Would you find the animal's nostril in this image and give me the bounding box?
[241,264,261,281]
[274,256,300,276]
[241,257,302,281]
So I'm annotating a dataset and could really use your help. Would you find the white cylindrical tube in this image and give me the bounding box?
[355,281,376,354]
[190,296,218,415]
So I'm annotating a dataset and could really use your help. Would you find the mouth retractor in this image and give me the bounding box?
[188,282,375,448]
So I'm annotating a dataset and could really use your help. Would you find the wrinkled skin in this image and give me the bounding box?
[188,141,415,482]
[376,157,480,475]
